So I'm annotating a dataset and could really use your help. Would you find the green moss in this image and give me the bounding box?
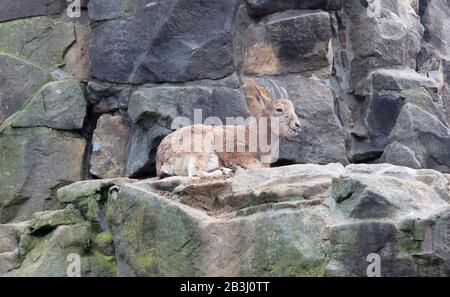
[95,232,113,245]
[29,209,82,232]
[397,227,423,255]
[0,17,75,69]
[245,215,330,277]
[17,230,53,262]
[82,251,117,277]
[295,258,328,277]
[113,191,203,276]
[0,133,27,222]
[78,196,101,221]
[285,195,305,201]
[249,238,329,277]
[401,88,433,111]
[135,254,159,274]
[122,0,139,15]
[120,202,168,274]
[249,193,279,207]
[212,197,221,209]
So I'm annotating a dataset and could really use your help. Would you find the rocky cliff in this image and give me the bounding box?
[1,164,450,276]
[1,0,450,276]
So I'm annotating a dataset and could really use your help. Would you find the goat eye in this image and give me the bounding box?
[276,108,283,113]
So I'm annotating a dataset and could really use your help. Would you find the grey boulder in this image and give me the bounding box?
[0,127,86,223]
[89,0,241,83]
[90,114,130,178]
[0,54,51,124]
[0,0,66,22]
[12,80,87,130]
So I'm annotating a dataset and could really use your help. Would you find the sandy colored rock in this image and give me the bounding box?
[90,114,130,178]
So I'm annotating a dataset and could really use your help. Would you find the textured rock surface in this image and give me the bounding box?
[242,10,333,77]
[90,114,130,178]
[0,222,28,274]
[109,164,449,277]
[0,127,86,223]
[89,0,243,83]
[242,75,348,165]
[245,0,342,17]
[420,0,450,58]
[63,22,92,80]
[5,219,116,276]
[266,10,332,74]
[332,0,450,168]
[0,0,66,22]
[0,4,91,224]
[2,164,446,276]
[86,82,131,113]
[0,54,51,124]
[2,0,450,278]
[381,102,450,172]
[12,80,87,130]
[0,17,76,69]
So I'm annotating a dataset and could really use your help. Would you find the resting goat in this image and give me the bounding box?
[155,81,301,177]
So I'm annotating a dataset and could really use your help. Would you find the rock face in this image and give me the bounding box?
[242,9,333,77]
[266,10,332,74]
[2,0,450,278]
[0,127,86,223]
[0,54,51,124]
[12,80,87,130]
[381,101,450,172]
[0,5,90,224]
[0,17,76,69]
[245,0,342,17]
[420,0,450,58]
[0,0,66,22]
[86,82,130,113]
[3,164,449,277]
[90,114,130,178]
[242,75,348,165]
[333,0,450,169]
[110,164,450,276]
[89,0,243,83]
[3,208,116,277]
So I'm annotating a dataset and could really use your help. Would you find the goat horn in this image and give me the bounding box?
[269,79,283,99]
[280,86,289,99]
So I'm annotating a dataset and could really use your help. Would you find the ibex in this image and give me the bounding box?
[155,80,301,177]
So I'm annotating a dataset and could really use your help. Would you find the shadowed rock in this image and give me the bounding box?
[89,0,242,83]
[0,0,66,22]
[244,0,342,17]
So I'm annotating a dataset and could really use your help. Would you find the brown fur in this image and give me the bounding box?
[155,82,301,177]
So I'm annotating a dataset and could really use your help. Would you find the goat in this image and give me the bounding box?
[155,80,301,177]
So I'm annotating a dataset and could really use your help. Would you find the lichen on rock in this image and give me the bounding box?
[2,0,450,278]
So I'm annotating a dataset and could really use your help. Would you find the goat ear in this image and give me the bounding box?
[242,77,272,116]
[246,95,263,117]
[255,86,272,109]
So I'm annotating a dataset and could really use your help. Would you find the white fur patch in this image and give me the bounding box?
[205,153,220,172]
